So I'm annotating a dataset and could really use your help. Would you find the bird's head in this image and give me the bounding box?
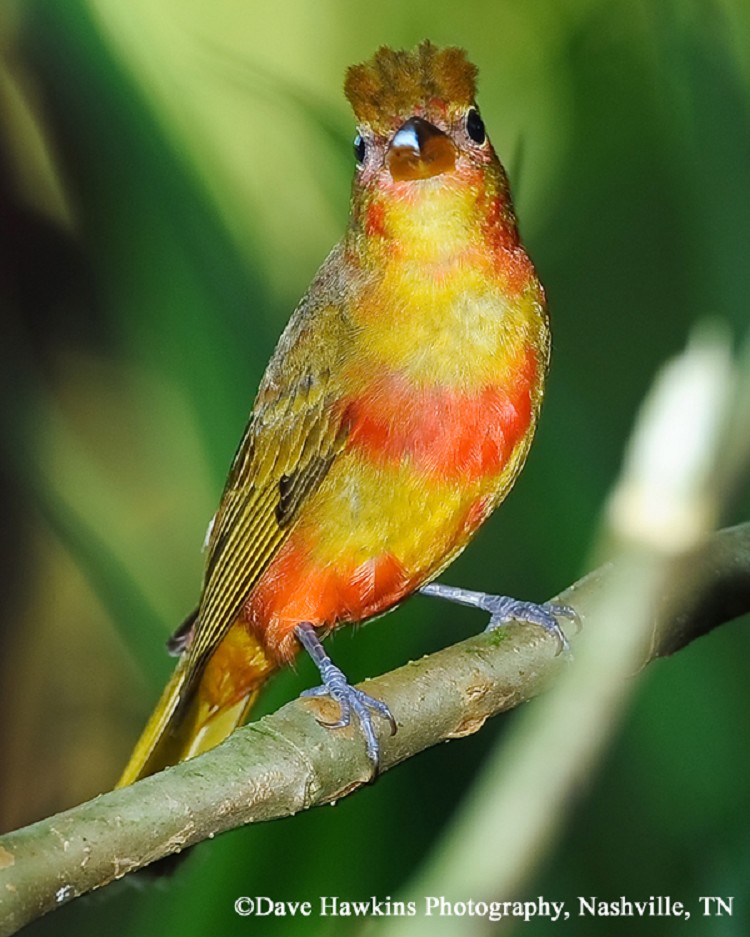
[344,41,516,251]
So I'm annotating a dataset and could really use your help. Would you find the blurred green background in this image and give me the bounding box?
[1,0,749,934]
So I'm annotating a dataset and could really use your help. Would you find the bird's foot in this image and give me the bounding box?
[419,582,578,654]
[295,622,396,774]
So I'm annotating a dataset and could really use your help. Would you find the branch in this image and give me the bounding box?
[0,523,748,935]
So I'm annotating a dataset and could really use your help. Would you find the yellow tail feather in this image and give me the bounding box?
[117,623,274,788]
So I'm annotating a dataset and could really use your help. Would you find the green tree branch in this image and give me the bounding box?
[0,523,748,937]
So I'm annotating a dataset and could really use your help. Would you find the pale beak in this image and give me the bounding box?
[386,117,457,181]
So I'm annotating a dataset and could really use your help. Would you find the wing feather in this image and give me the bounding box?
[179,295,353,685]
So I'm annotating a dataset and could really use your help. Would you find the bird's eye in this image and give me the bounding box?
[353,133,366,164]
[466,108,486,145]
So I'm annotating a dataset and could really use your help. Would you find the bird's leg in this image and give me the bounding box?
[295,622,397,774]
[419,582,577,653]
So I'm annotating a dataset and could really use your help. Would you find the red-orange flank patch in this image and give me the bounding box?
[247,540,411,655]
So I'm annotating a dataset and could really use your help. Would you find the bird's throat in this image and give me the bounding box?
[342,168,546,392]
[354,176,481,265]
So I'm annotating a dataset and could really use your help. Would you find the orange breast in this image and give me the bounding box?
[244,350,540,660]
[342,357,535,481]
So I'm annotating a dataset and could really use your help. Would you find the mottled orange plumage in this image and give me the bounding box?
[118,41,550,788]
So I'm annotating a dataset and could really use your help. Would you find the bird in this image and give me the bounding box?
[117,40,573,789]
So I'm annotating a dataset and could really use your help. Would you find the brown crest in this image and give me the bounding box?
[345,41,478,130]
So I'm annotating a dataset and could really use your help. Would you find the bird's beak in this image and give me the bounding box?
[386,117,457,181]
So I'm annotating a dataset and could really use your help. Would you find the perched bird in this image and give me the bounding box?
[118,40,572,787]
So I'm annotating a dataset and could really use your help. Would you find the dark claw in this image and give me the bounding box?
[302,682,395,770]
[483,596,575,654]
[295,622,395,773]
[555,603,583,633]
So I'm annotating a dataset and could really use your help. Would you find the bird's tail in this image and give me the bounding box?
[117,620,275,788]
